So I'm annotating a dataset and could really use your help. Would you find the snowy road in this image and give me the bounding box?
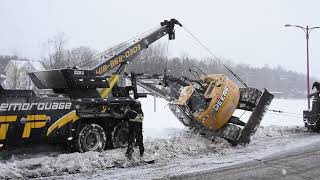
[28,127,320,180]
[55,128,320,179]
[1,127,320,179]
[175,140,320,180]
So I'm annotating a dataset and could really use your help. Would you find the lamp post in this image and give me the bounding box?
[285,24,320,109]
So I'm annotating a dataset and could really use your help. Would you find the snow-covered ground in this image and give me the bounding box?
[141,97,306,138]
[1,97,318,179]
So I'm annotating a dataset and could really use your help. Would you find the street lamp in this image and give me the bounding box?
[285,24,320,109]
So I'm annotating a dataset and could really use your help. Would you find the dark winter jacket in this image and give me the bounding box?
[129,113,144,122]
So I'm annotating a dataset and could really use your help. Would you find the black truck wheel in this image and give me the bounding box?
[112,122,129,148]
[75,124,106,153]
[306,124,320,132]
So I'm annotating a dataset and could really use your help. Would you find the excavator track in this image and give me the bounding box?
[237,89,274,145]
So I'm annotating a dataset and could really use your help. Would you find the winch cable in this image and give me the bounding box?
[267,112,302,119]
[267,109,301,115]
[165,38,170,67]
[181,26,305,120]
[239,110,247,119]
[266,109,302,118]
[163,39,170,86]
[238,109,302,120]
[181,26,248,88]
[77,25,160,69]
[79,26,159,68]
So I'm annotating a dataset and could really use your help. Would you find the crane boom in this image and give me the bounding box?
[94,19,182,76]
[1,18,183,152]
[96,19,181,98]
[28,19,182,99]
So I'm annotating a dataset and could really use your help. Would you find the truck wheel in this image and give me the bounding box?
[76,124,106,153]
[307,126,320,133]
[112,122,129,148]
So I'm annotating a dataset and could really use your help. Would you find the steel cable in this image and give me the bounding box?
[181,26,248,87]
[77,25,161,68]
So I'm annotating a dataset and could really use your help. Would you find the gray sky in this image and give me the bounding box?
[1,0,320,76]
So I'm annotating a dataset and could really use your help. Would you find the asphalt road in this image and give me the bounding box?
[171,142,320,180]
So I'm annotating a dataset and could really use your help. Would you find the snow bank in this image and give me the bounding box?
[0,98,311,179]
[0,126,308,179]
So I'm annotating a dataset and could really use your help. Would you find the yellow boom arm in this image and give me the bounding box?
[100,74,120,98]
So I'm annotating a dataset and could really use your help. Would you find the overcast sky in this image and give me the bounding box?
[1,0,320,77]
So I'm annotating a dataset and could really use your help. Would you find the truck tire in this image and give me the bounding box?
[112,122,129,148]
[75,124,106,153]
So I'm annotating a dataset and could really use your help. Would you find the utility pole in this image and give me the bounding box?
[285,24,320,109]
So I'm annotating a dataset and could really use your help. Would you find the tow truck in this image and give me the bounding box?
[0,19,182,152]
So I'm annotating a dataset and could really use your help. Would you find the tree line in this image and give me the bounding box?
[128,43,313,99]
[0,35,314,98]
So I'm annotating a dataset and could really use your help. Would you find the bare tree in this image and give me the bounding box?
[41,34,98,70]
[129,42,167,74]
[5,61,22,89]
[66,46,97,68]
[41,33,68,69]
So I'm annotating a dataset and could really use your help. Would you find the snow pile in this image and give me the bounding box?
[144,131,230,160]
[0,131,225,179]
[252,125,305,139]
[0,98,312,179]
[0,126,308,179]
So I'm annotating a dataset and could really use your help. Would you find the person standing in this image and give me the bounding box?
[125,102,144,158]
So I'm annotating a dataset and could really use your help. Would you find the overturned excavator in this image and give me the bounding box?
[136,67,274,145]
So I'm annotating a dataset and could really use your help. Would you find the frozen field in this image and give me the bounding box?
[1,97,316,179]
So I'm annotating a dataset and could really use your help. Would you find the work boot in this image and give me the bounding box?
[125,148,134,159]
[125,151,133,159]
[139,147,144,157]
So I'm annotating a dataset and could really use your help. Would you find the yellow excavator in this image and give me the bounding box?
[137,66,274,145]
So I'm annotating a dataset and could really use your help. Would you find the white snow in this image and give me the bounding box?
[0,97,316,179]
[141,97,306,138]
[140,97,185,138]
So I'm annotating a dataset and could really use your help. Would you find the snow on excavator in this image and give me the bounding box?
[137,66,274,145]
